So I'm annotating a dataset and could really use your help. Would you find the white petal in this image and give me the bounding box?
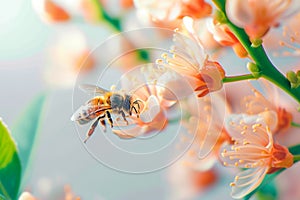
[231,167,268,199]
[225,113,268,140]
[140,95,160,123]
[258,111,278,133]
[183,16,195,34]
[226,0,254,28]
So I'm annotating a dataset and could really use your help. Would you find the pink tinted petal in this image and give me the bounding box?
[242,86,276,115]
[226,0,254,28]
[134,0,181,21]
[258,111,278,132]
[198,125,223,158]
[198,92,228,157]
[140,95,160,123]
[226,0,292,39]
[200,62,225,92]
[206,18,237,46]
[225,113,272,146]
[172,30,206,72]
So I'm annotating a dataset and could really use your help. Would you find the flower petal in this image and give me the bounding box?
[231,167,268,199]
[225,113,270,145]
[140,95,161,123]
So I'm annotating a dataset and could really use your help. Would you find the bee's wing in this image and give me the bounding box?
[79,84,110,95]
[71,104,111,124]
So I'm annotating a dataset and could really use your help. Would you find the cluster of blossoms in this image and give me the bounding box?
[128,0,300,199]
[29,0,300,199]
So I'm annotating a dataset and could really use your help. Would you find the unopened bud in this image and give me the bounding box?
[247,62,260,78]
[251,38,263,48]
[233,43,248,58]
[287,71,298,83]
[214,10,227,24]
[287,71,300,88]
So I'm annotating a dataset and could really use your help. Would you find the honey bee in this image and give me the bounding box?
[71,84,143,143]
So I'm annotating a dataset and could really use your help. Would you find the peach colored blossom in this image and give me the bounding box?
[226,0,292,40]
[277,12,300,56]
[134,0,211,22]
[167,160,218,199]
[181,116,230,169]
[157,17,225,97]
[44,29,95,88]
[168,93,229,197]
[112,65,178,138]
[121,0,134,9]
[187,18,221,51]
[221,113,293,199]
[225,81,300,148]
[182,91,231,156]
[32,0,70,23]
[242,85,293,133]
[207,19,248,58]
[179,0,212,19]
[64,185,81,200]
[44,0,70,22]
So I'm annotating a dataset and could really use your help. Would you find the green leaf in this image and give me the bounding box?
[256,180,278,200]
[288,144,300,155]
[11,92,47,182]
[244,169,283,200]
[0,119,22,200]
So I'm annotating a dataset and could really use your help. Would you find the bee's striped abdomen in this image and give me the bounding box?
[72,96,111,124]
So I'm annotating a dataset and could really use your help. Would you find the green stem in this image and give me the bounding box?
[293,155,300,162]
[213,0,300,103]
[291,121,300,128]
[222,74,257,83]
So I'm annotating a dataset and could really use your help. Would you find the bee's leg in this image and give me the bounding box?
[133,100,141,110]
[132,100,141,117]
[131,105,139,118]
[99,118,106,132]
[119,110,128,125]
[84,116,102,143]
[106,111,113,128]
